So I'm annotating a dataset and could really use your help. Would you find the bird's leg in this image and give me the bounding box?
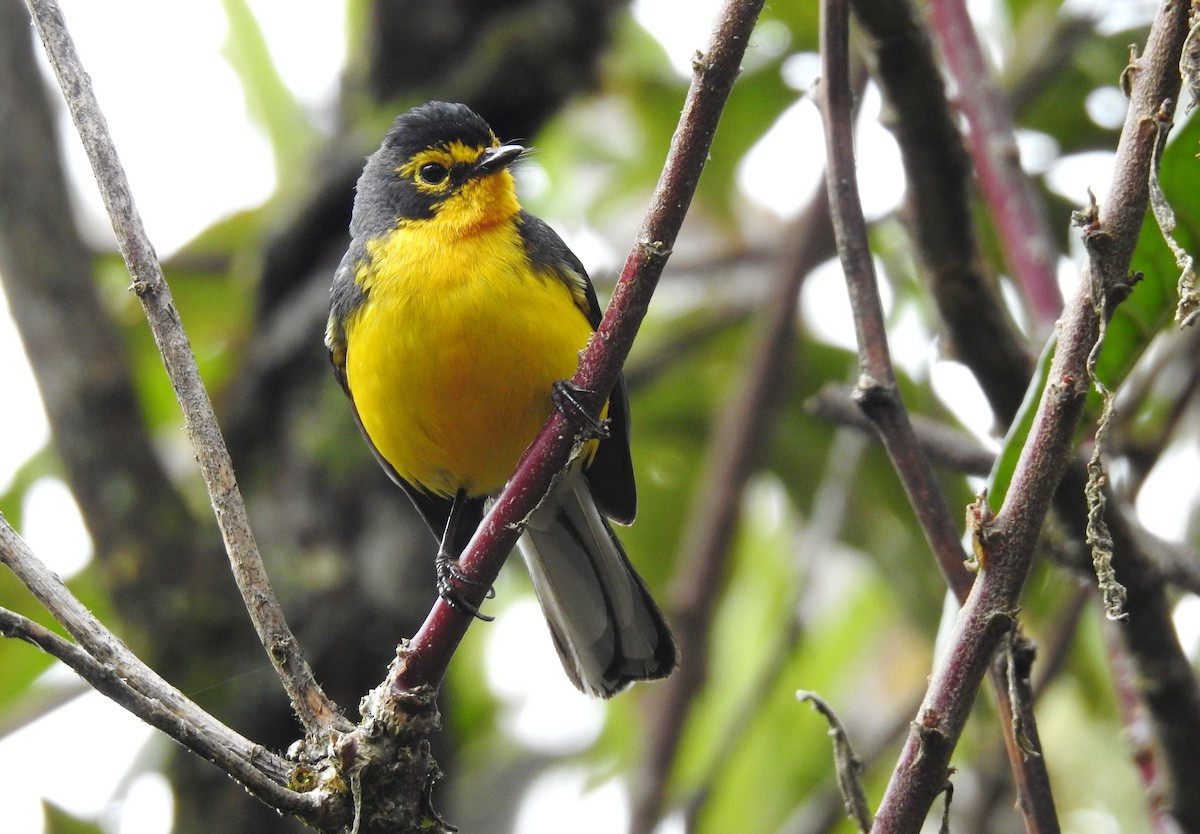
[435,489,495,622]
[551,379,611,440]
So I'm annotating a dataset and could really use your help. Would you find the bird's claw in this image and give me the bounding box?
[435,551,495,621]
[552,379,611,440]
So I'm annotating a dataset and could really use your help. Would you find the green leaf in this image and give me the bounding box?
[43,800,105,834]
[694,577,906,834]
[1093,110,1200,388]
[987,331,1057,507]
[220,0,318,182]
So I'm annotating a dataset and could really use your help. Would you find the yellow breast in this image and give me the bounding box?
[344,218,593,498]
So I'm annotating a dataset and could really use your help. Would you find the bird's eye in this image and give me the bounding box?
[417,162,448,185]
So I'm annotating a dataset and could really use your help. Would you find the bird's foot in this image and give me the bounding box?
[435,550,495,622]
[552,379,611,440]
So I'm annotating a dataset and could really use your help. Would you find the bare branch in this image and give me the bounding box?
[871,0,1195,827]
[820,0,1068,828]
[819,0,973,612]
[851,0,1036,424]
[22,0,344,738]
[384,0,769,696]
[926,0,1063,331]
[0,518,322,818]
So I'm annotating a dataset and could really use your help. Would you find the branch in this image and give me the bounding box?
[631,177,835,834]
[926,0,1063,331]
[850,0,1036,424]
[385,0,768,695]
[820,2,1065,829]
[806,383,995,476]
[0,0,214,631]
[871,0,1194,827]
[0,519,324,819]
[819,0,974,608]
[859,0,1200,822]
[23,0,344,739]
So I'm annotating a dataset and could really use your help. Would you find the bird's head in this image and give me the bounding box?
[353,101,525,239]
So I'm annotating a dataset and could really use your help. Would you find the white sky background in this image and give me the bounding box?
[0,0,1190,832]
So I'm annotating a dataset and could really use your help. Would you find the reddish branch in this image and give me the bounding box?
[820,0,1063,830]
[388,0,768,695]
[926,0,1063,332]
[866,0,1195,829]
[839,0,1068,826]
[850,0,1035,424]
[820,0,973,612]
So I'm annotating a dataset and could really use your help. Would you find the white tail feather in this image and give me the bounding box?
[516,463,675,697]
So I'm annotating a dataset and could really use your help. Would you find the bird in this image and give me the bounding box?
[325,101,676,697]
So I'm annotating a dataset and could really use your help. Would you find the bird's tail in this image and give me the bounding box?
[517,465,676,698]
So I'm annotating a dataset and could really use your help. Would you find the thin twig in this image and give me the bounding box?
[23,0,344,738]
[776,690,922,834]
[797,692,873,832]
[870,0,1194,827]
[0,519,322,817]
[819,0,973,611]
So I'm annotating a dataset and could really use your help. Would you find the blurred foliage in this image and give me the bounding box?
[3,0,1199,833]
[41,802,104,834]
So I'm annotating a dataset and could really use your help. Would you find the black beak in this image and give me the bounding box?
[474,144,525,175]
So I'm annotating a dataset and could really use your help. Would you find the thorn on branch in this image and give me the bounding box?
[1120,44,1141,97]
[1070,187,1101,232]
[128,278,153,297]
[639,238,673,261]
[965,489,995,572]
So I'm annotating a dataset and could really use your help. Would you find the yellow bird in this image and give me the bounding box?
[326,102,676,697]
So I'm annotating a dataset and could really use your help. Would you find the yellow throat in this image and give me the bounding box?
[343,171,594,498]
